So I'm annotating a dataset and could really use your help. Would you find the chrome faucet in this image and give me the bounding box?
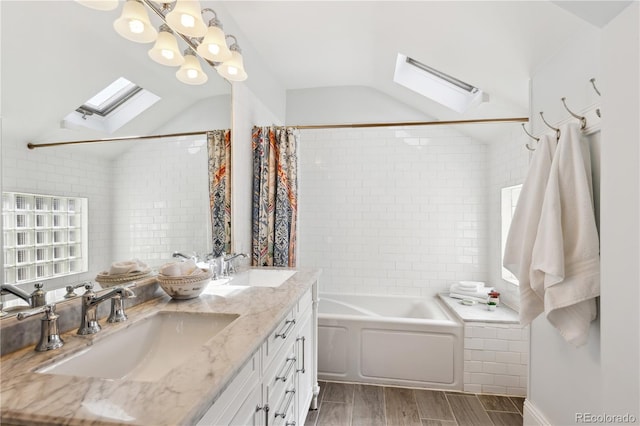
[172,251,199,262]
[1,283,33,307]
[223,253,248,276]
[77,283,136,335]
[17,304,64,352]
[1,283,48,314]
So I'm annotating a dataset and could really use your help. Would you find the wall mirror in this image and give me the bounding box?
[1,1,232,317]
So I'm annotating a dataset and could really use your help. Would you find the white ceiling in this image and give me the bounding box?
[1,1,629,153]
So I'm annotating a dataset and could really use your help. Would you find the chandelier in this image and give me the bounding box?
[76,0,248,85]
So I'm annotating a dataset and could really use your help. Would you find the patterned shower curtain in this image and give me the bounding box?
[207,129,232,257]
[252,126,298,267]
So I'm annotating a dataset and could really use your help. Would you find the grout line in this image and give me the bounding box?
[443,392,461,426]
[382,385,388,426]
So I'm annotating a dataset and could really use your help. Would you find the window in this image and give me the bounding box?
[63,77,160,134]
[2,192,88,285]
[501,184,522,285]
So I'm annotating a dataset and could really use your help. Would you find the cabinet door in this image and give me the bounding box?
[296,306,315,425]
[227,384,264,426]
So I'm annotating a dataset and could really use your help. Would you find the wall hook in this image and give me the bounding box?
[561,97,587,129]
[521,123,538,151]
[539,111,561,140]
[590,78,601,96]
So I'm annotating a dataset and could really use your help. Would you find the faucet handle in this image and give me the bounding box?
[17,304,64,351]
[107,283,137,323]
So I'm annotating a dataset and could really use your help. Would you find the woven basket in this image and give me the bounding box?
[95,270,152,288]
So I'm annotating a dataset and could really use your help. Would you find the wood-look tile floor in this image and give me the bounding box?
[305,381,524,426]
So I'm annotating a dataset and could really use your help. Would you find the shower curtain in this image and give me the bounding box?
[251,126,298,267]
[207,129,232,256]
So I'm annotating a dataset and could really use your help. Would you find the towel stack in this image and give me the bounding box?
[95,259,151,287]
[108,259,150,275]
[159,259,201,277]
[449,281,493,303]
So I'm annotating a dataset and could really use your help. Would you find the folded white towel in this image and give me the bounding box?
[109,259,149,275]
[456,281,485,292]
[503,133,557,325]
[160,259,201,277]
[160,262,182,277]
[449,284,493,299]
[180,259,198,276]
[449,293,488,304]
[530,122,600,347]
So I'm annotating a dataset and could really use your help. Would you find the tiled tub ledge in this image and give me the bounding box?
[438,293,520,324]
[438,294,529,397]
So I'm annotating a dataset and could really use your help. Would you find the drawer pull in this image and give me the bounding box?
[276,356,297,382]
[296,336,306,374]
[257,404,270,426]
[285,422,296,426]
[274,389,295,419]
[275,319,296,339]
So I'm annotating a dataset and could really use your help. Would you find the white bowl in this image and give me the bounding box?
[157,269,212,300]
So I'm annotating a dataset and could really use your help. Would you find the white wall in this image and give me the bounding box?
[287,86,430,125]
[526,6,639,424]
[600,2,639,419]
[298,126,489,297]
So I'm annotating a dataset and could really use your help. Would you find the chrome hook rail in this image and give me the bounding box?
[521,123,539,151]
[561,97,587,129]
[540,111,561,140]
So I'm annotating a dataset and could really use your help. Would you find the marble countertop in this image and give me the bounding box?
[0,268,321,426]
[438,293,520,324]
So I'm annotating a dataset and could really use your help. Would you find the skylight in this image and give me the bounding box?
[393,53,489,113]
[64,77,160,134]
[78,77,142,117]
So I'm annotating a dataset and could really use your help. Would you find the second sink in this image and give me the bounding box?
[37,311,239,382]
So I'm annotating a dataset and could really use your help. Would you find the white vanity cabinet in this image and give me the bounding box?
[197,284,317,426]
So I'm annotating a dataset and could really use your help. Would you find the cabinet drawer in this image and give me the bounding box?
[263,309,296,372]
[196,351,260,426]
[264,341,296,404]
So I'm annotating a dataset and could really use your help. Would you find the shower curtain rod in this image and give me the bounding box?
[27,130,212,150]
[290,116,529,130]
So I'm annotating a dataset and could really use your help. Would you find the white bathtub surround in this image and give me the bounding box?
[298,126,489,297]
[317,293,463,391]
[439,294,528,396]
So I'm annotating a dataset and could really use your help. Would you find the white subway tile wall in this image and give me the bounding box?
[464,322,529,396]
[2,145,111,293]
[298,126,489,297]
[111,137,211,266]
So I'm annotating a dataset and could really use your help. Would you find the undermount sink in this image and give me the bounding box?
[37,311,239,382]
[229,269,296,287]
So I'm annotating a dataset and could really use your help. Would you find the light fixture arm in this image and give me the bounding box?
[225,34,241,52]
[201,8,222,27]
[141,0,216,67]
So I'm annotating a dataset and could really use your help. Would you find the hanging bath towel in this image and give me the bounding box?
[530,122,600,347]
[503,133,557,325]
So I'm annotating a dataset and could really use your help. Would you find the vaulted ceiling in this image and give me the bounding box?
[1,1,630,152]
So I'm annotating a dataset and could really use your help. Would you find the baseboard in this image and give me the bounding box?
[523,399,551,426]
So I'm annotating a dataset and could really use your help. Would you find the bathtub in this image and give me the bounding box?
[318,293,463,390]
